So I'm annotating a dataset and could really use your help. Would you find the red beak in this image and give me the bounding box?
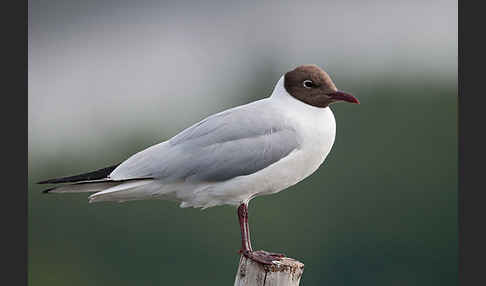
[328,90,359,104]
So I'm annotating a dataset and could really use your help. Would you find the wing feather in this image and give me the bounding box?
[110,101,299,182]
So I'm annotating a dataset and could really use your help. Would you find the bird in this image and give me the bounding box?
[38,64,359,265]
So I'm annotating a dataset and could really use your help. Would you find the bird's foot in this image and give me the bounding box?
[239,249,286,265]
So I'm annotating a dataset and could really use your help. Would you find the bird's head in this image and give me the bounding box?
[284,64,359,108]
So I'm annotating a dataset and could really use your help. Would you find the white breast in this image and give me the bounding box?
[260,78,336,190]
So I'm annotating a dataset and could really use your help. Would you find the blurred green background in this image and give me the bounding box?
[29,0,457,285]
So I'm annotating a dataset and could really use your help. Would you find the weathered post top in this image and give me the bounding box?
[234,254,304,286]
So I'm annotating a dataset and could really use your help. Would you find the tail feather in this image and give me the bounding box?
[41,178,154,194]
[87,179,155,203]
[38,163,155,202]
[42,180,123,194]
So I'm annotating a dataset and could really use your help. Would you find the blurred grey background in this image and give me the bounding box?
[28,0,457,285]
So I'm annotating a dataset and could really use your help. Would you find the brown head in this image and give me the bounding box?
[284,64,359,108]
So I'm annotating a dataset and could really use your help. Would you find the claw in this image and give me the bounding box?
[240,250,286,265]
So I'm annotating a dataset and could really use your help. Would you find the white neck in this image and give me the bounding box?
[270,76,287,99]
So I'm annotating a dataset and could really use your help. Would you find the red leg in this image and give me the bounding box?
[237,203,285,265]
[238,203,252,252]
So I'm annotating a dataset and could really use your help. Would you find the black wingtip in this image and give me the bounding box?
[42,187,56,194]
[37,163,121,185]
[37,178,66,184]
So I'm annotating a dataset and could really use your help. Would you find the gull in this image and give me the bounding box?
[39,64,359,265]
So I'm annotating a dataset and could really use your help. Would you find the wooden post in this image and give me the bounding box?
[234,254,304,286]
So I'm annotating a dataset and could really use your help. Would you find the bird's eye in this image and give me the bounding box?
[303,80,314,89]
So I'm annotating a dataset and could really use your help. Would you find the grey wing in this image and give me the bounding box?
[109,103,300,182]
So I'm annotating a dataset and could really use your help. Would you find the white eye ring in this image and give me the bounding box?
[303,80,314,89]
